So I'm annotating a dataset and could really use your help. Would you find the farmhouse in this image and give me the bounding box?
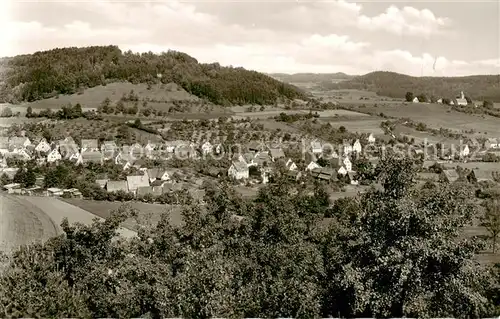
[228,161,249,180]
[3,183,21,194]
[254,151,272,167]
[286,170,302,182]
[484,138,499,150]
[46,148,62,163]
[269,147,285,161]
[343,144,353,155]
[468,169,494,184]
[441,169,459,183]
[201,141,213,155]
[146,168,170,184]
[106,180,129,193]
[338,166,347,176]
[306,161,320,171]
[285,158,297,171]
[127,174,150,194]
[79,151,103,165]
[352,139,362,153]
[101,141,118,158]
[0,168,19,181]
[310,141,323,155]
[35,138,51,153]
[81,139,99,152]
[412,97,419,103]
[367,133,376,144]
[459,144,470,157]
[311,167,337,182]
[239,153,256,167]
[9,136,31,149]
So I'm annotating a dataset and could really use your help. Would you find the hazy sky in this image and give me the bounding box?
[2,0,500,76]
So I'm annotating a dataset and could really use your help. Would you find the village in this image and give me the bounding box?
[1,125,499,203]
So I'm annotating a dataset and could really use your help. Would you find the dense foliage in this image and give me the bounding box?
[326,71,500,102]
[1,156,499,318]
[0,46,307,105]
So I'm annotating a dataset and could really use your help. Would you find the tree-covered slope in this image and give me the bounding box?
[324,71,500,101]
[268,72,354,83]
[0,45,307,105]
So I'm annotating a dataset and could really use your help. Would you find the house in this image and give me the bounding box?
[286,170,302,182]
[214,143,223,155]
[47,187,64,196]
[0,168,19,181]
[285,158,297,171]
[240,152,256,167]
[441,169,459,183]
[254,151,272,167]
[101,141,118,159]
[146,168,170,184]
[144,141,157,153]
[367,133,376,144]
[353,139,362,153]
[35,138,51,153]
[46,148,62,163]
[310,141,322,155]
[248,141,265,153]
[3,183,21,194]
[311,167,337,182]
[106,180,129,193]
[228,161,249,180]
[9,148,32,161]
[201,141,213,155]
[343,144,353,155]
[127,174,150,194]
[269,147,285,161]
[9,136,31,149]
[80,139,99,152]
[343,157,353,172]
[338,166,348,176]
[437,98,443,104]
[455,91,468,106]
[468,169,494,184]
[0,136,9,154]
[484,138,499,150]
[58,139,79,159]
[95,179,108,189]
[175,144,197,159]
[412,97,419,103]
[79,151,103,165]
[306,161,321,171]
[460,144,470,157]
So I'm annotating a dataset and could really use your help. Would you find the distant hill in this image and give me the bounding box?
[324,71,500,102]
[268,72,354,83]
[0,46,307,106]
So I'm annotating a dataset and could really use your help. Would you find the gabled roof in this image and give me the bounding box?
[106,180,128,192]
[242,152,255,163]
[254,152,272,166]
[231,161,248,173]
[470,169,494,182]
[248,141,265,151]
[9,136,30,147]
[442,169,459,183]
[81,151,103,163]
[269,148,285,159]
[127,174,150,191]
[81,139,98,149]
[147,168,167,180]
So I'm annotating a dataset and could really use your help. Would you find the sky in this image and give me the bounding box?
[2,0,500,76]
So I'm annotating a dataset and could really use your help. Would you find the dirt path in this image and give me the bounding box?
[0,194,60,253]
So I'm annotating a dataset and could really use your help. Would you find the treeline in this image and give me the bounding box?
[1,156,499,317]
[0,46,307,105]
[26,103,103,120]
[325,71,500,102]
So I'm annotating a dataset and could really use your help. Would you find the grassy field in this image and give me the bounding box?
[0,194,60,253]
[60,199,184,230]
[22,196,136,238]
[319,118,385,135]
[21,82,200,110]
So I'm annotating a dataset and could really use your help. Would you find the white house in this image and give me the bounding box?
[310,141,322,155]
[460,144,470,157]
[146,168,170,184]
[46,148,62,163]
[9,137,31,149]
[306,161,320,171]
[484,138,500,150]
[338,166,348,176]
[285,158,297,171]
[437,98,443,104]
[343,144,353,155]
[201,141,213,155]
[456,91,468,106]
[11,148,31,161]
[367,133,376,144]
[412,97,419,103]
[35,139,51,153]
[343,157,353,172]
[228,161,249,180]
[353,139,362,153]
[214,143,223,155]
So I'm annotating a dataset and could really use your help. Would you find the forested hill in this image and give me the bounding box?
[0,45,307,105]
[324,71,500,102]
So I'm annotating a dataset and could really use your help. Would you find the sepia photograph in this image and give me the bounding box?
[0,0,499,317]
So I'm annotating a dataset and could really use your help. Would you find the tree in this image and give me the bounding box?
[483,100,494,109]
[338,126,346,133]
[0,173,10,186]
[26,106,33,118]
[417,93,428,103]
[482,199,500,253]
[405,92,414,102]
[115,100,125,114]
[1,107,13,117]
[98,97,111,113]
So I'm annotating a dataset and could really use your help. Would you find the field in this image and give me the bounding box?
[21,82,200,110]
[320,118,385,135]
[60,199,184,230]
[21,196,136,238]
[0,194,60,253]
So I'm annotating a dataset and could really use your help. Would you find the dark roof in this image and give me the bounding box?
[470,169,494,182]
